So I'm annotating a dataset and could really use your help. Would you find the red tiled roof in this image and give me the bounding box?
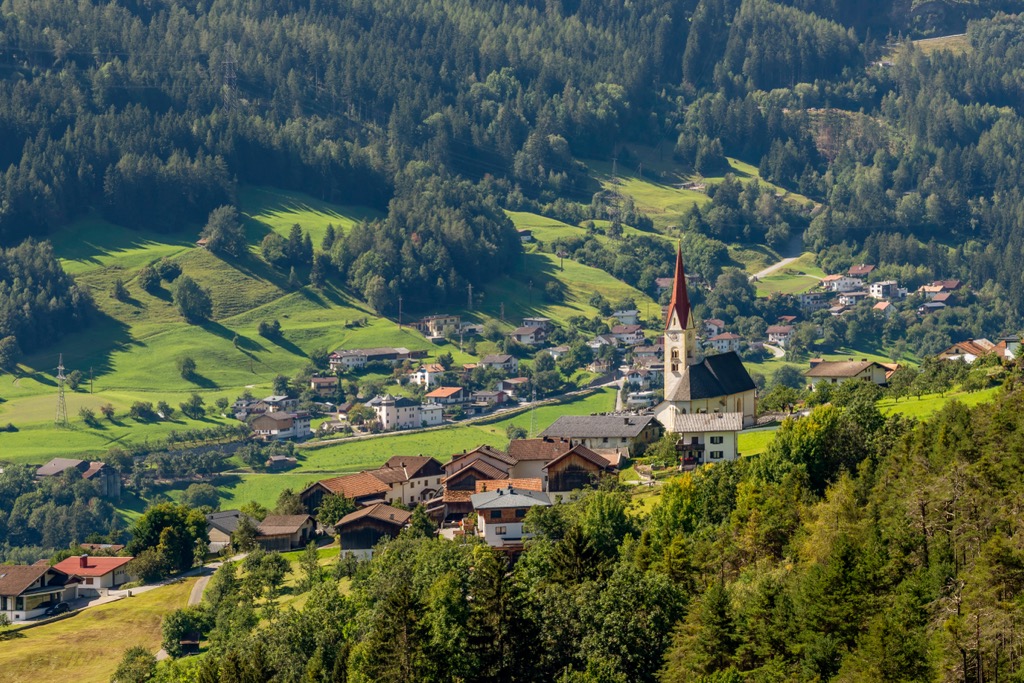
[314,471,391,499]
[766,325,794,334]
[53,555,133,578]
[444,459,509,484]
[426,386,463,398]
[475,478,542,492]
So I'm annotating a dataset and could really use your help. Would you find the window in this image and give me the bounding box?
[515,508,527,518]
[490,510,501,519]
[671,363,679,372]
[710,436,724,444]
[710,450,724,460]
[602,437,609,443]
[495,526,507,535]
[671,349,679,359]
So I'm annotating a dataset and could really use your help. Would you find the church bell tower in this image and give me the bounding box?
[664,245,697,384]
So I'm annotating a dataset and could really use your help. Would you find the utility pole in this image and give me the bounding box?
[529,387,537,437]
[500,302,505,321]
[55,354,68,427]
[90,366,93,394]
[467,283,473,311]
[398,296,403,329]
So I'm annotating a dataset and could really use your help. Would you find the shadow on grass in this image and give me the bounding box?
[0,629,27,641]
[184,372,219,390]
[197,320,266,354]
[266,333,308,359]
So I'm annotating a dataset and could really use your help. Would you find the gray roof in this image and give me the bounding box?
[539,414,657,440]
[665,352,756,402]
[471,486,551,510]
[665,412,744,432]
[482,354,515,364]
[36,458,85,477]
[206,510,251,535]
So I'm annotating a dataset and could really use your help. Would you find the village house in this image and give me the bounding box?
[611,324,645,346]
[206,510,252,553]
[517,229,534,243]
[634,341,664,360]
[36,458,121,498]
[328,347,422,372]
[918,301,947,315]
[918,279,962,300]
[366,394,443,431]
[542,443,618,494]
[873,301,894,318]
[766,325,795,348]
[706,332,742,354]
[838,291,871,307]
[626,390,658,409]
[410,363,447,387]
[480,354,518,375]
[52,554,134,598]
[0,565,77,622]
[932,291,955,306]
[703,318,726,337]
[250,411,312,441]
[804,359,890,389]
[497,377,531,398]
[424,386,466,405]
[506,437,576,481]
[262,395,299,412]
[624,367,653,389]
[471,390,509,408]
[522,317,554,333]
[587,334,618,351]
[309,376,339,397]
[821,274,861,293]
[470,485,551,550]
[546,345,570,361]
[848,264,875,279]
[301,457,446,512]
[665,412,744,468]
[336,503,412,558]
[869,280,900,299]
[611,309,640,326]
[256,515,316,552]
[510,325,547,346]
[655,277,675,294]
[937,338,1013,363]
[412,314,460,338]
[539,414,662,457]
[798,291,829,312]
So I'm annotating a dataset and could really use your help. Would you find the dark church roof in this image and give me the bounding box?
[665,352,756,402]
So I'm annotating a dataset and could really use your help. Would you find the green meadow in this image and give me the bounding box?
[753,252,825,296]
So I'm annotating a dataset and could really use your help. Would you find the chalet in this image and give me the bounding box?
[873,301,894,317]
[667,412,744,468]
[480,354,518,375]
[587,334,618,351]
[919,279,962,299]
[52,554,134,598]
[543,443,618,493]
[510,326,547,346]
[938,338,1009,363]
[412,314,460,338]
[328,347,421,371]
[256,515,316,552]
[424,386,466,405]
[611,309,640,326]
[206,510,252,553]
[309,376,339,397]
[805,359,890,389]
[250,411,312,440]
[539,414,661,457]
[366,394,443,431]
[522,317,554,332]
[497,377,530,398]
[869,280,899,299]
[301,456,446,513]
[634,341,664,360]
[588,359,612,374]
[777,315,797,325]
[932,291,954,305]
[766,325,795,347]
[35,458,120,498]
[704,319,726,337]
[336,504,412,558]
[546,346,570,361]
[0,565,77,622]
[829,304,849,316]
[471,390,508,408]
[707,332,742,354]
[443,445,516,480]
[410,363,447,387]
[624,367,652,389]
[798,291,829,312]
[517,229,534,243]
[470,486,551,550]
[821,274,861,293]
[838,291,870,307]
[918,301,947,315]
[611,325,645,346]
[848,264,875,279]
[300,471,391,513]
[262,395,299,412]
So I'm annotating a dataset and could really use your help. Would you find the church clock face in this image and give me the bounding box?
[667,332,679,341]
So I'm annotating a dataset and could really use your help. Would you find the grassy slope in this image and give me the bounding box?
[0,579,195,683]
[753,252,825,296]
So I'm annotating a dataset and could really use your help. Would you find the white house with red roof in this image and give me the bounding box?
[706,332,742,354]
[52,554,134,597]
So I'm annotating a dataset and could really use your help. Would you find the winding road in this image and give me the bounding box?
[748,232,805,282]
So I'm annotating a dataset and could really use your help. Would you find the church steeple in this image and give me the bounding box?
[666,244,691,331]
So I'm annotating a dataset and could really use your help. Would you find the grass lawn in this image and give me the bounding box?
[754,252,824,296]
[0,578,195,683]
[238,186,383,247]
[879,386,1000,419]
[738,428,778,456]
[206,388,616,508]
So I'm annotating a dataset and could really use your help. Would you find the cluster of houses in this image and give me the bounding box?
[233,395,313,441]
[0,553,136,623]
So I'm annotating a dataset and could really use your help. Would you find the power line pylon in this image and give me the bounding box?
[55,354,68,427]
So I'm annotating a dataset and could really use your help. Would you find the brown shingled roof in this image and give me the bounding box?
[804,359,882,378]
[450,445,515,467]
[541,444,616,472]
[506,437,574,462]
[0,565,53,597]
[475,478,542,492]
[444,459,509,484]
[257,514,313,536]
[315,471,391,499]
[336,503,411,529]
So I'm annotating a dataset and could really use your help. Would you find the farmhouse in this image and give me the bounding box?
[611,309,640,326]
[206,510,252,553]
[336,503,412,558]
[542,443,618,493]
[821,274,861,293]
[706,332,742,354]
[35,458,121,498]
[0,565,77,622]
[256,514,316,552]
[704,318,726,337]
[367,394,443,430]
[510,325,547,346]
[300,471,391,513]
[506,437,575,481]
[611,324,645,346]
[412,314,460,338]
[480,354,518,374]
[250,411,312,440]
[522,317,554,332]
[470,485,551,550]
[309,376,339,397]
[410,363,446,387]
[425,386,466,405]
[804,359,890,389]
[937,338,1014,363]
[328,347,421,371]
[52,554,134,597]
[664,412,744,469]
[766,325,795,347]
[848,264,875,278]
[538,414,661,456]
[301,456,445,512]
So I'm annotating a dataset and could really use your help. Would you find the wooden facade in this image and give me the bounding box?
[545,451,608,493]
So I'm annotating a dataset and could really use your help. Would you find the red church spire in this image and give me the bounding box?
[666,244,691,331]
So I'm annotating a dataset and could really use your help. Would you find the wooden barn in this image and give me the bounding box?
[335,503,411,557]
[542,444,617,493]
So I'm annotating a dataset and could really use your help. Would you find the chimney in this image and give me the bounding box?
[79,554,88,568]
[624,417,630,425]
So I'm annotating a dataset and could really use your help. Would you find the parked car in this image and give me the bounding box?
[44,602,70,617]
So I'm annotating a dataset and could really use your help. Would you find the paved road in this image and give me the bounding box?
[749,231,805,282]
[763,343,786,359]
[749,255,800,281]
